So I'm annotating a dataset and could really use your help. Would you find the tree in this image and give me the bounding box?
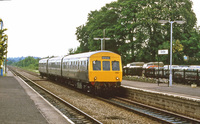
[181,27,200,64]
[0,18,8,68]
[75,0,198,65]
[76,3,120,53]
[13,56,39,70]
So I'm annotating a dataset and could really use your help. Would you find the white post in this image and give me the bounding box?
[158,20,185,87]
[169,21,174,87]
[94,29,110,50]
[101,39,104,50]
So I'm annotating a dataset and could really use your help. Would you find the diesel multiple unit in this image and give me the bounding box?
[39,50,122,92]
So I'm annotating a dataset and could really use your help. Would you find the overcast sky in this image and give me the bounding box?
[0,0,199,58]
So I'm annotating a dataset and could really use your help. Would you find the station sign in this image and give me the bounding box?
[158,49,168,55]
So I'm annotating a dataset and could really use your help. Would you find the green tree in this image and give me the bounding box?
[76,0,198,65]
[76,3,120,53]
[14,56,39,70]
[0,18,8,68]
[181,27,200,64]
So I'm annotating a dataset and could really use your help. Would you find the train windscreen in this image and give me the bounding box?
[93,61,101,70]
[112,61,119,71]
[103,61,110,71]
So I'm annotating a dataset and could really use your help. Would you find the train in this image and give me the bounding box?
[39,50,122,93]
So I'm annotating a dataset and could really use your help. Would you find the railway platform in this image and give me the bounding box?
[122,79,200,120]
[0,70,71,124]
[122,79,200,99]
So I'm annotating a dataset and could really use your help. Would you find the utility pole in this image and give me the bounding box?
[158,20,185,86]
[94,29,110,50]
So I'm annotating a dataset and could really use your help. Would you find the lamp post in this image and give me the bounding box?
[158,20,185,86]
[94,29,110,50]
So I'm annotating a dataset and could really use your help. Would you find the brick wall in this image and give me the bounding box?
[121,86,200,119]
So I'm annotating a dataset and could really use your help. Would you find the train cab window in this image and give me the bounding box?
[103,61,110,71]
[93,61,101,70]
[112,61,120,71]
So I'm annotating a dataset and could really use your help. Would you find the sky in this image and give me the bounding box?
[0,0,200,58]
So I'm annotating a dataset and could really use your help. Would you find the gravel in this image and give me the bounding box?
[19,70,160,124]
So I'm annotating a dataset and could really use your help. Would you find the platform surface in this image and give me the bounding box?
[0,69,71,124]
[0,76,48,124]
[122,79,200,99]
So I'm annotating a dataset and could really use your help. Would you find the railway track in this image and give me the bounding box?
[98,96,200,124]
[9,66,200,124]
[9,67,102,124]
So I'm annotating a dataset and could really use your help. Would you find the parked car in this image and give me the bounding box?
[143,62,164,69]
[124,62,144,68]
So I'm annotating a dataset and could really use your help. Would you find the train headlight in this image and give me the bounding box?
[116,77,119,80]
[94,76,97,80]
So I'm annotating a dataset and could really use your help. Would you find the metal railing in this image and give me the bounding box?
[123,68,200,85]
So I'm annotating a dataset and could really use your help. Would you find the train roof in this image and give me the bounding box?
[63,50,117,59]
[48,57,63,62]
[39,58,49,63]
[39,57,62,63]
[39,50,119,63]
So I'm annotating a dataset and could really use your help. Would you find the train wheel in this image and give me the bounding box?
[86,85,92,93]
[94,87,100,95]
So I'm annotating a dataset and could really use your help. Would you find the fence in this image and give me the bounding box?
[123,68,200,85]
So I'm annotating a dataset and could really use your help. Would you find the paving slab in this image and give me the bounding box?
[122,79,200,99]
[0,76,48,124]
[0,68,72,124]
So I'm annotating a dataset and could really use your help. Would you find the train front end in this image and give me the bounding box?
[88,51,122,92]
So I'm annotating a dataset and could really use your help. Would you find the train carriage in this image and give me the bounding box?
[88,51,122,90]
[38,58,50,77]
[48,57,63,78]
[62,55,88,82]
[39,50,122,92]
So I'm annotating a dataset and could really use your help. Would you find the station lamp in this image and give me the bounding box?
[158,20,185,86]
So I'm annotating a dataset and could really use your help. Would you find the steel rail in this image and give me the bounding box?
[98,96,200,124]
[9,67,102,124]
[10,66,200,123]
[96,96,172,124]
[116,96,200,123]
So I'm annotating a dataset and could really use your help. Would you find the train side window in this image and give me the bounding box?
[74,61,76,69]
[76,61,78,69]
[65,62,67,69]
[103,61,110,71]
[73,61,74,69]
[70,61,72,69]
[69,61,71,69]
[112,61,120,71]
[93,61,101,70]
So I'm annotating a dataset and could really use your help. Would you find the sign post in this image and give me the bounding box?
[158,49,169,86]
[158,49,169,55]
